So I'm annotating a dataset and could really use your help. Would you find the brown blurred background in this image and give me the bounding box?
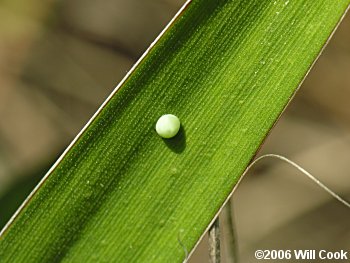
[0,0,349,262]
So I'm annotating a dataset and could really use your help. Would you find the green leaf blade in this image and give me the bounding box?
[1,0,349,262]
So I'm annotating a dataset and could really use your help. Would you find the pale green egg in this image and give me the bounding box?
[156,114,180,139]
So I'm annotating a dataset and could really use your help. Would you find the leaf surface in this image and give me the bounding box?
[1,0,349,262]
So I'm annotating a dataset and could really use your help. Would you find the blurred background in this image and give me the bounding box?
[0,0,349,262]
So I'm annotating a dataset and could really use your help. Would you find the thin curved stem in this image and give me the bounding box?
[249,154,350,209]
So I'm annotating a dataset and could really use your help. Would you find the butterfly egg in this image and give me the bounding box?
[156,114,181,139]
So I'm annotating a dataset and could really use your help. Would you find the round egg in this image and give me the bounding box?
[156,114,181,139]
